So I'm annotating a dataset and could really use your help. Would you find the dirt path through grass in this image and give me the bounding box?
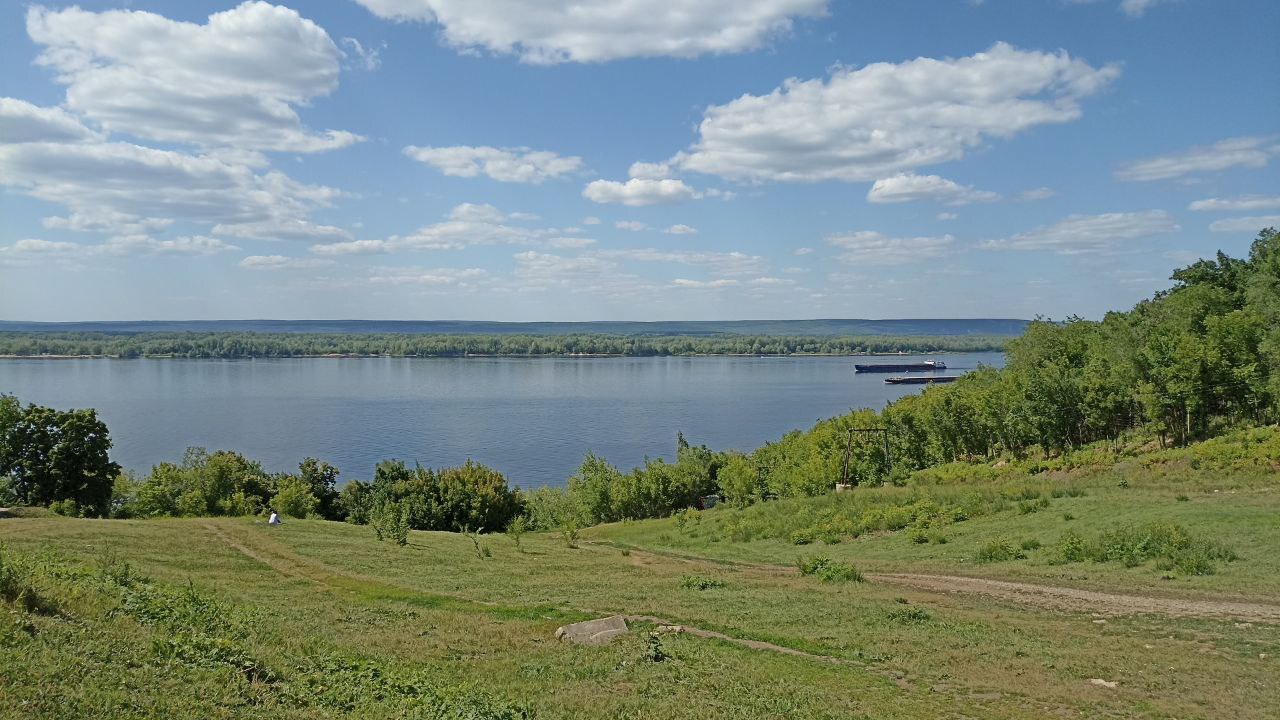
[200,521,895,675]
[868,573,1280,622]
[596,541,1280,623]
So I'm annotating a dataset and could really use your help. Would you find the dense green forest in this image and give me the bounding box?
[0,332,1007,358]
[2,229,1277,538]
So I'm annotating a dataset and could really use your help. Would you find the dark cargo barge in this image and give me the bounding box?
[854,360,947,373]
[884,375,960,385]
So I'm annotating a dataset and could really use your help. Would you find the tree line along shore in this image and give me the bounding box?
[0,332,1007,359]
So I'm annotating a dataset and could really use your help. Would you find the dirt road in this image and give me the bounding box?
[870,572,1280,622]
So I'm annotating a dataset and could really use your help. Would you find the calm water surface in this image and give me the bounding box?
[0,354,1002,487]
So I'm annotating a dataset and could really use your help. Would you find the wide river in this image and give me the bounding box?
[1,353,1002,487]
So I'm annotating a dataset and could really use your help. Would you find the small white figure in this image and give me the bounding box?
[268,511,281,525]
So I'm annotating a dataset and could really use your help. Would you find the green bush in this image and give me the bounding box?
[1054,521,1236,575]
[372,502,410,546]
[218,490,263,518]
[1017,497,1051,514]
[271,475,319,519]
[353,459,525,533]
[131,449,271,518]
[520,485,589,532]
[717,453,764,507]
[884,606,931,624]
[1057,530,1089,562]
[560,521,580,549]
[975,538,1026,563]
[505,515,528,552]
[796,556,863,583]
[49,499,80,517]
[789,529,816,545]
[679,575,726,590]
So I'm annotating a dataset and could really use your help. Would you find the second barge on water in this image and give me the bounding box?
[884,375,960,385]
[854,359,947,373]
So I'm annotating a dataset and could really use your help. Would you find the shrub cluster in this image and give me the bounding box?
[521,435,721,529]
[679,574,726,590]
[974,538,1027,563]
[341,459,524,534]
[796,556,863,583]
[706,482,1055,546]
[111,450,343,522]
[1055,522,1237,575]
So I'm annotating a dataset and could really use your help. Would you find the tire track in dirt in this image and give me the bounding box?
[590,541,1280,623]
[869,573,1280,623]
[200,521,318,583]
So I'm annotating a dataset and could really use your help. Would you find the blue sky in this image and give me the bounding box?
[1,0,1277,321]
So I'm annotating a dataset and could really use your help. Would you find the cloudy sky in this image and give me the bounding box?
[1,0,1277,321]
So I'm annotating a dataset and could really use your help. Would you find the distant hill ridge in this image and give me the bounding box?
[0,319,1029,337]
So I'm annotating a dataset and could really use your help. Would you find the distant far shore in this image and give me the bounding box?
[0,350,988,361]
[0,329,1010,360]
[0,317,1029,337]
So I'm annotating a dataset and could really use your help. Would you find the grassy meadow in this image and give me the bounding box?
[2,429,1278,719]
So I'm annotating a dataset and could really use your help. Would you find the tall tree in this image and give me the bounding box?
[4,403,120,516]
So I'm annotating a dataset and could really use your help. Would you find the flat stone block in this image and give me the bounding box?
[555,616,629,645]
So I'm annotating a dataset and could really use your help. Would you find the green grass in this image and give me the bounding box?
[2,427,1279,718]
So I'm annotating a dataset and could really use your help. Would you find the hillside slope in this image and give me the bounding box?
[2,430,1277,719]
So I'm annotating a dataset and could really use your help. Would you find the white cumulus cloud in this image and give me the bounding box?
[672,278,739,288]
[1068,0,1169,18]
[596,248,765,276]
[26,2,360,153]
[1116,136,1277,182]
[1,234,238,266]
[0,140,342,235]
[351,0,827,63]
[984,210,1178,254]
[404,145,583,183]
[1120,0,1165,17]
[673,42,1119,183]
[240,254,336,270]
[1189,195,1280,212]
[212,219,352,242]
[826,231,955,265]
[0,97,99,143]
[308,203,580,255]
[1208,216,1280,234]
[867,173,1000,205]
[583,178,704,206]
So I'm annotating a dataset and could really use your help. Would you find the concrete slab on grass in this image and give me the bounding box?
[555,616,629,645]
